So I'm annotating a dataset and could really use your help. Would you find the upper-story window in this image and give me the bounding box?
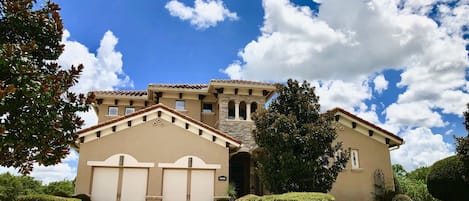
[108,106,118,116]
[228,100,235,119]
[175,100,185,111]
[203,103,213,113]
[251,102,258,114]
[239,101,247,120]
[351,149,360,169]
[125,107,135,115]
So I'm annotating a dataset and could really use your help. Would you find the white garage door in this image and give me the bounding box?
[190,170,214,201]
[162,169,214,201]
[91,168,119,201]
[163,169,188,201]
[121,168,148,201]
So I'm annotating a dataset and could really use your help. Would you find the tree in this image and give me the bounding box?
[0,172,43,201]
[252,79,349,193]
[427,156,469,201]
[455,103,469,182]
[43,180,74,197]
[0,0,94,174]
[390,164,438,201]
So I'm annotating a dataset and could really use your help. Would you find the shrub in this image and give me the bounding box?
[392,194,412,201]
[71,194,90,201]
[427,155,469,201]
[18,194,80,201]
[237,192,335,201]
[43,180,74,197]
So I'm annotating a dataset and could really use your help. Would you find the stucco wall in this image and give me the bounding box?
[330,126,395,201]
[75,118,230,199]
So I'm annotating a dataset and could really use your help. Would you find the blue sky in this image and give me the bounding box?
[1,0,468,184]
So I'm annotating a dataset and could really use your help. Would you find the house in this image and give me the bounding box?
[74,79,404,201]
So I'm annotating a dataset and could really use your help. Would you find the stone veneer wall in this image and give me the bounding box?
[217,94,266,151]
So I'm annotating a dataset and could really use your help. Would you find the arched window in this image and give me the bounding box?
[228,100,235,119]
[239,101,247,120]
[250,102,258,114]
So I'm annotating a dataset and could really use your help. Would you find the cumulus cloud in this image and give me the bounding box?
[222,0,468,169]
[391,127,453,171]
[373,75,388,94]
[165,0,238,29]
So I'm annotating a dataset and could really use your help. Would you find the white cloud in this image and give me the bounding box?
[391,127,454,171]
[386,101,446,129]
[30,163,76,185]
[313,79,371,112]
[165,0,238,29]
[373,75,388,94]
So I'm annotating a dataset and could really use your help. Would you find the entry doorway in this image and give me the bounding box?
[229,152,251,197]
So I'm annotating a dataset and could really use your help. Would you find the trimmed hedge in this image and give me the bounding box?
[17,194,80,201]
[427,155,469,201]
[237,192,335,201]
[392,194,412,201]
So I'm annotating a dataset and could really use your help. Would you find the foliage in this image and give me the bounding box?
[227,182,237,201]
[70,194,90,201]
[236,192,335,201]
[391,194,412,201]
[374,189,398,201]
[388,165,437,201]
[43,180,74,197]
[427,155,469,201]
[252,79,349,193]
[0,172,43,201]
[455,103,469,182]
[0,0,94,173]
[18,194,79,201]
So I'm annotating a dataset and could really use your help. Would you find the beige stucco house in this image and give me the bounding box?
[74,79,403,201]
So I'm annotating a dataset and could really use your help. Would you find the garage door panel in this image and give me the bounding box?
[190,170,214,201]
[163,169,188,201]
[91,168,119,201]
[121,168,148,201]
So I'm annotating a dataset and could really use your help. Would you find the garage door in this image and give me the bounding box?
[121,168,148,201]
[91,168,119,201]
[91,167,148,201]
[162,169,214,201]
[190,170,214,201]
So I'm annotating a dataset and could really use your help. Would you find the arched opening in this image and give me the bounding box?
[250,102,258,114]
[228,100,235,119]
[239,101,247,120]
[229,152,251,197]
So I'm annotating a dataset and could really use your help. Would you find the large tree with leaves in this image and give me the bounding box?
[0,0,93,174]
[455,103,469,182]
[252,79,349,193]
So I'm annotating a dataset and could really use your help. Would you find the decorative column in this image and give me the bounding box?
[235,102,240,120]
[246,103,251,121]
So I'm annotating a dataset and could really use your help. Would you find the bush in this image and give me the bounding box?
[43,180,74,197]
[18,194,80,201]
[427,155,469,201]
[392,194,412,201]
[71,194,90,201]
[237,192,335,201]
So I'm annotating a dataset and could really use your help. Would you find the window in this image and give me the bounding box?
[239,101,246,120]
[202,103,213,113]
[108,106,118,116]
[351,149,360,169]
[251,102,258,114]
[125,107,135,115]
[175,100,185,111]
[228,100,235,119]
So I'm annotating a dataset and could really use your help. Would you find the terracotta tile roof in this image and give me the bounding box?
[328,108,404,144]
[210,79,275,86]
[92,90,147,97]
[149,84,208,90]
[77,103,241,145]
